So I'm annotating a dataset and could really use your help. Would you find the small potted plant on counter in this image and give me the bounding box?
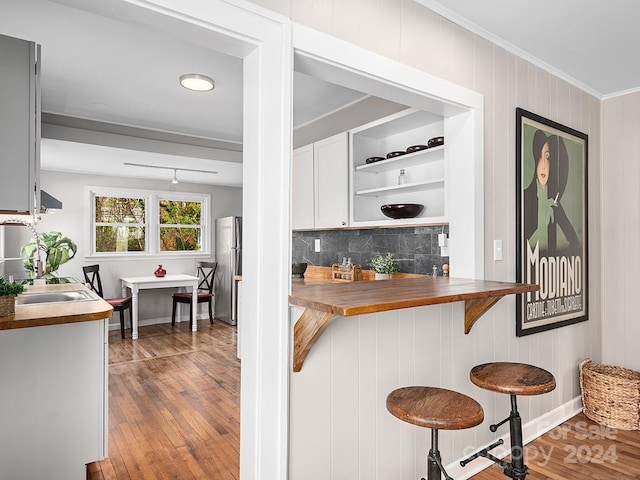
[0,277,27,317]
[369,252,399,280]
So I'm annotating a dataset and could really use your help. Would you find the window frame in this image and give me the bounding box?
[86,186,210,259]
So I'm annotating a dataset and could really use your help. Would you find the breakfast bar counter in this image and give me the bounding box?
[289,276,538,372]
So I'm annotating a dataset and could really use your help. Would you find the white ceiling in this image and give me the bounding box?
[416,0,640,98]
[0,0,367,186]
[4,0,634,187]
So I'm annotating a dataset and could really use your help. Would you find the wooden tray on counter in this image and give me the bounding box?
[331,264,362,282]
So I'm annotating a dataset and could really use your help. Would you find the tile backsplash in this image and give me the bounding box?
[292,225,450,276]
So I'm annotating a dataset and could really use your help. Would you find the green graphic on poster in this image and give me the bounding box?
[516,108,588,336]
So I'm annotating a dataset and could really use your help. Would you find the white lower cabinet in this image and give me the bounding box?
[292,132,349,229]
[0,319,108,480]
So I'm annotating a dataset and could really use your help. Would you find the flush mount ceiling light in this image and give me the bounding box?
[179,73,215,92]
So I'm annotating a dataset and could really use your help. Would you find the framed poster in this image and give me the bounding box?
[516,108,588,336]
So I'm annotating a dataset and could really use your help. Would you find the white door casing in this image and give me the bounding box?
[56,1,293,479]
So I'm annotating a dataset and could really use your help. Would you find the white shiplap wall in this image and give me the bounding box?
[249,1,602,479]
[602,93,640,371]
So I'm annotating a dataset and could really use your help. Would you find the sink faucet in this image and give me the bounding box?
[0,217,44,278]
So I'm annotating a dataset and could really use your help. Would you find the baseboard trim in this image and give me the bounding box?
[107,313,212,331]
[445,396,584,479]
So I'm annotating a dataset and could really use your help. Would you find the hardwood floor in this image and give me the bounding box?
[88,319,240,480]
[88,320,640,480]
[471,412,640,480]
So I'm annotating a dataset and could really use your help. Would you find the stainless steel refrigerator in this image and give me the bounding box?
[215,216,242,325]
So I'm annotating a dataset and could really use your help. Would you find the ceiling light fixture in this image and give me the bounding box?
[124,162,218,184]
[179,73,215,92]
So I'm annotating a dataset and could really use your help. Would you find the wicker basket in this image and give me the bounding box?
[579,358,640,430]
[0,296,16,317]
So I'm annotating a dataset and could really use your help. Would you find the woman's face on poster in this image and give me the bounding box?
[537,142,550,187]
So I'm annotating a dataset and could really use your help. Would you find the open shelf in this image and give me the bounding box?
[355,145,444,173]
[355,179,444,196]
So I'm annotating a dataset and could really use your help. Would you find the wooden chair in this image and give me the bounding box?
[171,261,217,328]
[387,386,484,480]
[82,264,132,339]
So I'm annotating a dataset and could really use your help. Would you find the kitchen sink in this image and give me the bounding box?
[16,290,99,305]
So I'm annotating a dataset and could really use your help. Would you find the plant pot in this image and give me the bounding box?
[375,273,391,280]
[0,296,16,317]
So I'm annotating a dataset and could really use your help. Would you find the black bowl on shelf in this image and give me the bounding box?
[292,262,308,278]
[386,151,407,159]
[365,156,385,164]
[380,203,425,219]
[427,136,444,148]
[406,144,428,153]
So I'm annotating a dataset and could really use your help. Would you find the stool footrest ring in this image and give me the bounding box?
[460,438,504,467]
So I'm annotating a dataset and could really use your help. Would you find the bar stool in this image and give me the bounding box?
[387,386,484,480]
[460,362,556,480]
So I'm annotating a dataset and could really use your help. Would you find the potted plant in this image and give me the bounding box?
[21,231,77,280]
[0,276,27,317]
[369,252,399,280]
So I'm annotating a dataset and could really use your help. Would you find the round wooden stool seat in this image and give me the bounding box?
[386,386,484,430]
[470,362,556,396]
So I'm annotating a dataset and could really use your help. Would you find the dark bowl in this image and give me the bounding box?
[386,151,407,159]
[292,262,308,278]
[380,203,425,219]
[365,156,385,164]
[427,136,444,148]
[406,144,428,153]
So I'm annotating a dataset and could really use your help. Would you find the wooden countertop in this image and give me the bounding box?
[289,275,538,372]
[0,283,114,331]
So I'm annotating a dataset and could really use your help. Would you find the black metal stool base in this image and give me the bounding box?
[460,395,528,480]
[421,429,453,480]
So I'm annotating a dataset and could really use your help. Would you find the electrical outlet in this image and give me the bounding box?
[314,238,321,252]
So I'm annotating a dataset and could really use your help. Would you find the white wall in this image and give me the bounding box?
[246,1,602,479]
[4,169,242,326]
[602,93,640,371]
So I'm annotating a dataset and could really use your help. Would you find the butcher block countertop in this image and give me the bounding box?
[0,283,113,331]
[289,274,538,372]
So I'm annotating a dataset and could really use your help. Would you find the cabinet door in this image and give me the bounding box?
[292,144,315,230]
[0,34,39,214]
[314,132,348,228]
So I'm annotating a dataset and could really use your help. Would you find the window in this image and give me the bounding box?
[94,196,146,252]
[88,187,210,257]
[158,199,202,252]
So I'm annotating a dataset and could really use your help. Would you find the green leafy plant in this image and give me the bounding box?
[21,231,77,278]
[369,252,399,274]
[0,277,27,297]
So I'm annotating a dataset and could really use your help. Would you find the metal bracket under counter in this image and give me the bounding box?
[289,276,539,372]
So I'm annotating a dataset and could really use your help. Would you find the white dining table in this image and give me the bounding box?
[120,273,199,339]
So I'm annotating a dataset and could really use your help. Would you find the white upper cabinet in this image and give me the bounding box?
[0,34,40,215]
[350,108,446,226]
[292,132,348,230]
[292,144,315,230]
[314,132,348,228]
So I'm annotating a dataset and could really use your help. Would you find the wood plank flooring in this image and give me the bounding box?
[471,412,640,480]
[88,319,240,480]
[88,320,640,480]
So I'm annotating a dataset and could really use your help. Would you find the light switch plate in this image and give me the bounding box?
[314,238,321,252]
